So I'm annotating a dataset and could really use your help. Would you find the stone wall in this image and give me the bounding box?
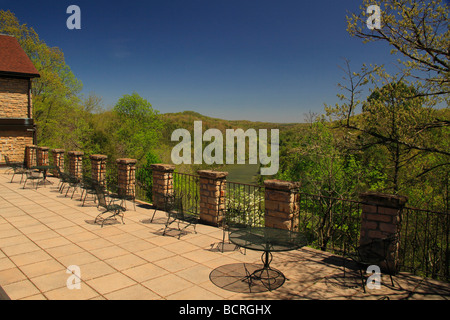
[0,77,30,118]
[0,130,33,163]
[0,77,33,165]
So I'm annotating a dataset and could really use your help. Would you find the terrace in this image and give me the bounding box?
[1,168,449,300]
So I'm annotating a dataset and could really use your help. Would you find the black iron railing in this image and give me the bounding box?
[225,181,265,227]
[296,192,362,255]
[173,172,200,214]
[399,206,449,281]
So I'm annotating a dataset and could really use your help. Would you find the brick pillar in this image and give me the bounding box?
[264,179,300,231]
[198,170,228,227]
[68,151,84,180]
[90,154,108,187]
[25,145,37,168]
[359,192,408,274]
[151,164,175,209]
[117,158,137,198]
[37,146,49,166]
[51,149,65,177]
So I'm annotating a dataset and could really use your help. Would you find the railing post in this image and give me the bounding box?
[359,192,408,274]
[51,149,65,177]
[68,151,84,180]
[25,145,37,168]
[151,164,175,210]
[90,154,108,187]
[264,179,300,230]
[197,170,228,227]
[36,146,49,166]
[116,158,137,198]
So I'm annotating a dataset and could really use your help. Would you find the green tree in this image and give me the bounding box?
[112,92,163,162]
[0,10,84,149]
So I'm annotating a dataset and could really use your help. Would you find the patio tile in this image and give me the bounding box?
[153,255,197,273]
[9,250,53,267]
[0,257,15,271]
[90,245,130,260]
[31,269,73,293]
[2,279,40,300]
[34,236,72,249]
[85,272,136,295]
[103,284,162,300]
[45,243,85,258]
[19,259,66,279]
[0,267,27,285]
[57,251,99,267]
[121,263,169,283]
[73,260,116,281]
[167,285,223,300]
[104,253,147,271]
[134,246,177,262]
[44,283,100,300]
[142,273,194,297]
[1,242,41,257]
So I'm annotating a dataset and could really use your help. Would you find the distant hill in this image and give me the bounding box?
[160,110,308,133]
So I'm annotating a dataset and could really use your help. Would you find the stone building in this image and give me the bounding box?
[0,34,40,165]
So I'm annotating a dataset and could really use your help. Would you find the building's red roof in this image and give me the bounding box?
[0,34,40,78]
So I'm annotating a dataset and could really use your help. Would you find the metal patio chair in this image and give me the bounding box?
[94,185,126,227]
[22,169,43,189]
[4,155,27,183]
[162,192,198,239]
[344,235,397,293]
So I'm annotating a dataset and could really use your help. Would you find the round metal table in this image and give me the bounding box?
[229,226,308,291]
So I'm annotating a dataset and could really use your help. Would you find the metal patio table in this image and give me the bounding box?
[229,226,308,291]
[31,165,56,185]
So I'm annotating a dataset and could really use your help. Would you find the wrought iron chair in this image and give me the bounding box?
[56,167,71,194]
[220,205,249,253]
[94,185,126,227]
[344,235,397,293]
[4,155,27,183]
[22,169,43,189]
[79,176,99,206]
[162,192,198,239]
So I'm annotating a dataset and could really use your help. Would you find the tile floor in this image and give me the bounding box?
[0,168,449,300]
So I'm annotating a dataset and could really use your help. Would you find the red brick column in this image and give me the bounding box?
[37,146,49,166]
[264,179,300,230]
[90,154,107,187]
[116,158,137,198]
[68,151,84,180]
[198,170,228,227]
[51,149,65,177]
[151,164,175,210]
[25,145,37,168]
[359,192,408,273]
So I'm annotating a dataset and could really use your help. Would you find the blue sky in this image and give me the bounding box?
[2,0,398,122]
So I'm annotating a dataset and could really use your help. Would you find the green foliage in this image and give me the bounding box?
[112,92,163,162]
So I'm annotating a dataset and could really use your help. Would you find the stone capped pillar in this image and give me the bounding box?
[264,179,300,231]
[25,145,37,168]
[51,149,65,177]
[68,151,84,180]
[359,192,408,274]
[116,158,137,198]
[151,164,175,209]
[90,154,108,187]
[198,170,228,227]
[37,146,49,166]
